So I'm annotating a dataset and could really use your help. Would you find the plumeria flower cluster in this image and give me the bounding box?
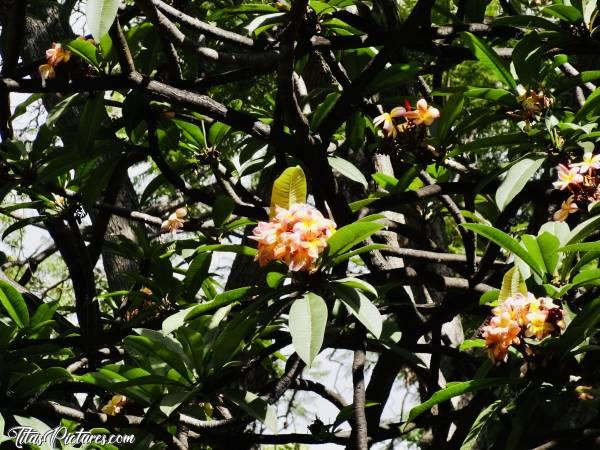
[373,99,440,139]
[38,42,72,84]
[552,152,600,221]
[161,207,187,233]
[521,89,553,118]
[508,89,554,123]
[101,394,127,416]
[481,293,564,365]
[250,203,336,272]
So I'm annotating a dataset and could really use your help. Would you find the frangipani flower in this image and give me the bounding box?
[518,89,553,119]
[553,164,584,190]
[373,107,407,138]
[101,394,127,416]
[161,207,187,233]
[495,292,535,326]
[524,297,564,340]
[38,42,72,84]
[45,43,71,66]
[399,99,440,126]
[481,292,564,364]
[482,311,521,364]
[553,195,578,222]
[571,152,600,174]
[250,203,336,272]
[38,64,56,82]
[373,99,439,138]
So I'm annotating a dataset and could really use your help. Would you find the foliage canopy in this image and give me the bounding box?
[2,0,600,448]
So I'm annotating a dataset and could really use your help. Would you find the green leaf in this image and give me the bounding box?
[270,166,307,217]
[10,93,43,121]
[332,277,378,298]
[172,119,206,148]
[213,195,235,227]
[11,367,72,398]
[494,156,544,211]
[435,93,464,143]
[492,15,562,31]
[66,38,100,68]
[520,235,547,278]
[542,5,583,22]
[325,221,384,259]
[185,287,255,321]
[124,331,192,382]
[433,87,517,106]
[452,132,527,156]
[208,121,231,146]
[498,267,528,302]
[480,290,500,305]
[572,269,600,286]
[346,112,365,150]
[333,401,378,430]
[540,221,570,247]
[196,244,257,257]
[512,32,544,85]
[266,271,286,288]
[331,243,388,265]
[162,307,195,334]
[459,339,486,351]
[78,93,105,151]
[462,87,516,105]
[560,215,600,280]
[0,281,29,328]
[1,216,47,241]
[183,252,212,298]
[559,297,600,356]
[226,391,277,432]
[86,0,121,40]
[46,94,80,127]
[461,224,545,279]
[460,401,503,450]
[311,92,341,130]
[461,32,517,91]
[560,241,600,252]
[407,378,506,423]
[288,292,328,366]
[536,231,561,274]
[372,172,399,191]
[574,88,600,121]
[78,365,154,404]
[334,284,382,338]
[366,63,422,94]
[328,156,368,188]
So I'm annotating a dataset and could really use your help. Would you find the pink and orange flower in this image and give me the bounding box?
[38,42,72,83]
[553,195,578,222]
[571,152,600,174]
[46,43,71,66]
[399,99,440,126]
[552,153,600,221]
[161,207,187,234]
[101,394,127,416]
[373,99,440,138]
[482,310,522,364]
[481,292,564,364]
[250,203,336,272]
[553,164,584,190]
[373,107,410,139]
